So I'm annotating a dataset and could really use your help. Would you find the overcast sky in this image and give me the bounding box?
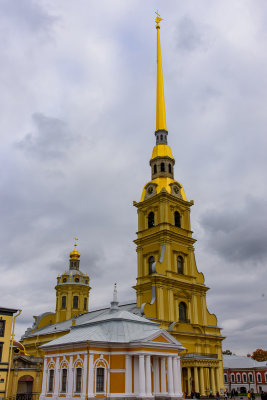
[0,0,267,355]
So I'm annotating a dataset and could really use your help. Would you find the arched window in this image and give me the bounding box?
[84,297,87,310]
[73,296,78,309]
[237,374,241,383]
[154,164,157,174]
[179,302,187,322]
[257,373,262,383]
[249,373,253,383]
[243,373,247,383]
[160,162,165,172]
[224,374,227,383]
[168,164,172,173]
[148,212,155,228]
[61,369,67,393]
[174,211,181,227]
[75,277,79,282]
[75,368,82,393]
[148,256,155,275]
[96,367,105,393]
[48,370,54,393]
[231,374,235,383]
[177,256,184,274]
[61,296,66,309]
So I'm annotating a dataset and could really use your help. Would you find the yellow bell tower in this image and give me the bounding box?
[133,13,225,396]
[55,239,91,323]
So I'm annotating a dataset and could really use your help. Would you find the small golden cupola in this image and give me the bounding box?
[55,238,91,323]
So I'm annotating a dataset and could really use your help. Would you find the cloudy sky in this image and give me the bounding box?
[1,0,267,355]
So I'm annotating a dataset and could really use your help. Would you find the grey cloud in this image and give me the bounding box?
[16,113,75,160]
[0,0,56,33]
[200,197,267,263]
[176,16,205,51]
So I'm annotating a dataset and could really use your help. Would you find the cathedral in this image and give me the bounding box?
[20,14,225,398]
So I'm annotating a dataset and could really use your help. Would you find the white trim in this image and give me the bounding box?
[109,369,126,373]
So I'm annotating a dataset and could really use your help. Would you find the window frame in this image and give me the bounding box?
[249,373,253,383]
[148,212,155,228]
[75,367,82,393]
[231,374,235,383]
[61,296,66,309]
[0,320,6,337]
[73,296,79,309]
[48,369,54,393]
[243,373,247,383]
[257,373,262,383]
[177,255,184,274]
[237,373,241,383]
[96,367,105,393]
[179,302,187,322]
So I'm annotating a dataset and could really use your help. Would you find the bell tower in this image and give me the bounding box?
[55,239,91,323]
[133,13,225,395]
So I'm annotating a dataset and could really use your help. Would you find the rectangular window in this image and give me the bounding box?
[0,343,3,362]
[84,298,87,310]
[73,296,78,309]
[0,320,6,337]
[48,370,54,392]
[61,369,67,393]
[96,368,104,393]
[75,368,82,393]
[61,296,66,309]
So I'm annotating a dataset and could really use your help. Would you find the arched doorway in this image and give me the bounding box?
[17,375,34,400]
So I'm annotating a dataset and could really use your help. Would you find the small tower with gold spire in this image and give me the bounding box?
[55,239,91,323]
[133,13,225,395]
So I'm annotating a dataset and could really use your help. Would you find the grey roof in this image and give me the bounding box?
[223,355,267,369]
[41,307,184,349]
[22,302,140,339]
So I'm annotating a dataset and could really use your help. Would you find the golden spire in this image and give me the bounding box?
[70,237,80,260]
[155,10,167,131]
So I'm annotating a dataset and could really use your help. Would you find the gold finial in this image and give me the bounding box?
[155,11,167,131]
[155,10,163,28]
[70,237,80,260]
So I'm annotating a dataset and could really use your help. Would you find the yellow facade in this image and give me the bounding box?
[133,14,225,396]
[0,307,18,399]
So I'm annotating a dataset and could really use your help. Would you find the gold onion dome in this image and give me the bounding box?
[69,238,80,260]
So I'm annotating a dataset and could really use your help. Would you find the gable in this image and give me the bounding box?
[151,334,170,343]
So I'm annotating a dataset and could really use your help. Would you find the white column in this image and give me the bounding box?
[40,357,47,397]
[134,356,139,395]
[161,357,167,394]
[67,355,73,397]
[82,353,88,398]
[88,353,94,397]
[53,357,60,397]
[139,354,146,397]
[153,357,160,395]
[167,356,174,396]
[145,355,152,396]
[125,354,132,394]
[173,356,183,396]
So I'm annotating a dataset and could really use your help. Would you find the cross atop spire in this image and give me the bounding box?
[155,10,163,27]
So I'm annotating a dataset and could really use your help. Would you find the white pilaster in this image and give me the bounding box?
[67,355,73,397]
[88,353,94,397]
[40,357,47,398]
[160,357,167,394]
[153,357,160,395]
[145,355,152,396]
[167,356,174,396]
[53,357,60,398]
[82,353,88,398]
[139,354,146,397]
[125,354,132,394]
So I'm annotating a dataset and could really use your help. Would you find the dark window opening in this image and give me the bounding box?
[0,343,3,362]
[84,298,87,310]
[0,321,6,337]
[73,296,79,309]
[148,256,155,275]
[174,211,181,227]
[75,278,79,282]
[148,212,155,228]
[168,164,172,173]
[61,369,67,393]
[48,369,54,392]
[63,278,67,283]
[179,302,187,322]
[160,162,165,172]
[154,164,157,174]
[76,368,82,393]
[61,296,66,309]
[243,374,247,383]
[177,256,184,274]
[96,367,105,393]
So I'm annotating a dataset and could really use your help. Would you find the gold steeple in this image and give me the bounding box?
[69,237,80,260]
[155,11,167,131]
